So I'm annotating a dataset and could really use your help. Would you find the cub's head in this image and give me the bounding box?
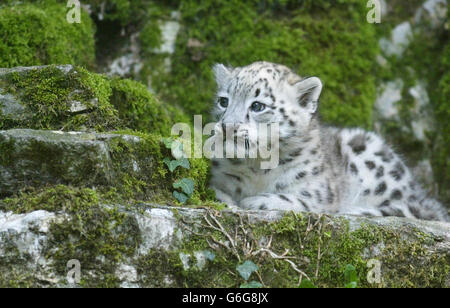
[212,61,322,140]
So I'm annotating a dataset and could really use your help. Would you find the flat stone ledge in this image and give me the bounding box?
[0,204,448,287]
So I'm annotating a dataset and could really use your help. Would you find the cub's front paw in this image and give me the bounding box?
[239,195,273,211]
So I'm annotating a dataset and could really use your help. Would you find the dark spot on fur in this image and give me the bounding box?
[380,208,405,217]
[379,200,390,207]
[229,159,242,165]
[408,195,418,202]
[350,163,358,175]
[375,166,384,178]
[296,171,307,179]
[290,148,303,157]
[327,182,335,204]
[236,187,242,195]
[375,182,387,195]
[374,147,394,163]
[389,162,405,181]
[315,190,322,203]
[408,205,421,218]
[348,135,366,155]
[289,120,296,127]
[311,149,318,155]
[303,160,310,165]
[363,189,371,196]
[279,194,292,202]
[312,166,321,176]
[301,191,312,198]
[365,161,376,170]
[224,173,241,182]
[255,89,260,97]
[280,158,294,165]
[390,189,403,200]
[259,204,268,210]
[297,198,310,211]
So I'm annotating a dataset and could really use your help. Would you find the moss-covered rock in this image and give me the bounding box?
[0,203,448,288]
[0,65,187,135]
[0,0,95,68]
[0,129,212,204]
[0,65,120,132]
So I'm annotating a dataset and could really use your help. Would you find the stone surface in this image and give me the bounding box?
[0,204,448,288]
[0,129,145,195]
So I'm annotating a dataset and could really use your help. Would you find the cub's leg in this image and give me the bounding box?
[213,187,239,209]
[239,193,316,212]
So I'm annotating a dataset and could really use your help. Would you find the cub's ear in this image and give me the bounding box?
[294,77,322,114]
[213,63,232,85]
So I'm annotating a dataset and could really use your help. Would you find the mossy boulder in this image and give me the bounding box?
[0,129,212,204]
[0,202,448,288]
[0,65,187,135]
[0,1,95,68]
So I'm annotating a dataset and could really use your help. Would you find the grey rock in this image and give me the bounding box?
[0,204,448,287]
[0,129,149,195]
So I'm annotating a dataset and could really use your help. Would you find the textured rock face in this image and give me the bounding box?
[0,205,448,288]
[0,129,142,195]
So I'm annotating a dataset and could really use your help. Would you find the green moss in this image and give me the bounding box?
[0,65,190,137]
[144,0,379,128]
[0,0,95,68]
[135,211,449,288]
[109,77,189,136]
[0,65,121,131]
[434,42,450,205]
[108,130,215,205]
[0,185,141,288]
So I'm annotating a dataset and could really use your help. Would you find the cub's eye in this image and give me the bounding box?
[218,97,229,108]
[250,101,266,112]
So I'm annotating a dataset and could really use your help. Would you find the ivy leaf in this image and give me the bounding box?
[171,140,185,160]
[240,281,262,288]
[173,191,189,204]
[298,279,317,288]
[161,137,174,149]
[164,158,190,172]
[173,178,195,196]
[236,260,258,281]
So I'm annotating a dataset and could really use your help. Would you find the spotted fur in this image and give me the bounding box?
[209,61,448,222]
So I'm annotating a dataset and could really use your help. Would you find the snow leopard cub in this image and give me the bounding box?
[209,61,448,222]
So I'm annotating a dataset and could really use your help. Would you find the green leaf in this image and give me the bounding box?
[173,191,189,204]
[344,264,358,287]
[240,281,262,288]
[236,260,258,281]
[345,281,358,288]
[161,137,174,149]
[163,158,190,172]
[173,178,195,196]
[171,140,185,160]
[298,279,317,288]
